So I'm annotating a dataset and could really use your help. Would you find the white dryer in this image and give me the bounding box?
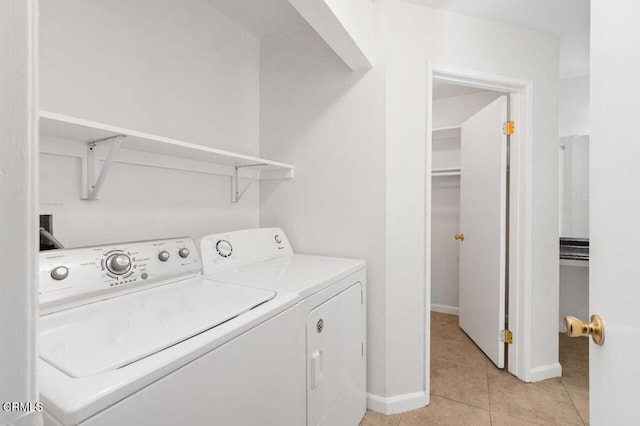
[38,237,304,426]
[198,228,367,426]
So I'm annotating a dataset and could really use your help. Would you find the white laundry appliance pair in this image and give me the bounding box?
[38,228,366,426]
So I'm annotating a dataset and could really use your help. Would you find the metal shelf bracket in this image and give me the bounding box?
[83,135,126,200]
[231,164,267,203]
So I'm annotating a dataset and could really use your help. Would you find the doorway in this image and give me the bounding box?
[430,82,509,367]
[425,65,534,387]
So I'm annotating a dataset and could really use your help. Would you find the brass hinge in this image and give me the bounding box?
[503,121,515,135]
[501,329,513,344]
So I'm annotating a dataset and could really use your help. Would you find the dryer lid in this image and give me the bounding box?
[207,254,365,299]
[39,277,275,378]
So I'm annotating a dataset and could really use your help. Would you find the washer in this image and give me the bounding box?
[198,228,367,426]
[38,237,304,426]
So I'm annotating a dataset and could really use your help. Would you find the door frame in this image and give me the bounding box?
[425,64,534,384]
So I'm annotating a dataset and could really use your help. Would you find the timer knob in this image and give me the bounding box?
[51,266,69,281]
[178,248,190,258]
[216,240,233,258]
[158,251,170,262]
[107,254,131,275]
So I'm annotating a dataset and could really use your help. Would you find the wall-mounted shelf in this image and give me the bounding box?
[433,126,461,140]
[39,111,294,201]
[432,167,461,177]
[560,259,589,268]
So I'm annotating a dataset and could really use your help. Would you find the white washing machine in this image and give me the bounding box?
[198,228,367,426]
[38,237,304,426]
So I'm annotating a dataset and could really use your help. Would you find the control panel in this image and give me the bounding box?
[198,228,293,275]
[39,237,201,313]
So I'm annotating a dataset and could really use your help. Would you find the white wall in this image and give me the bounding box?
[560,135,589,237]
[430,175,460,312]
[385,0,559,398]
[0,1,41,425]
[39,0,261,247]
[558,264,589,331]
[559,76,590,136]
[259,25,388,397]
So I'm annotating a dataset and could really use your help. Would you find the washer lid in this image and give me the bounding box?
[39,277,275,378]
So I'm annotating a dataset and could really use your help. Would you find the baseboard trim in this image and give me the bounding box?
[529,362,562,382]
[430,304,459,315]
[367,391,428,415]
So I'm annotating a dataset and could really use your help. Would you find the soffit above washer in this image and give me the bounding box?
[206,0,309,41]
[403,0,589,35]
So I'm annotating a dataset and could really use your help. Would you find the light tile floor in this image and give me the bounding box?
[360,312,589,426]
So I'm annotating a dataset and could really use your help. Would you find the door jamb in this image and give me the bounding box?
[425,64,534,385]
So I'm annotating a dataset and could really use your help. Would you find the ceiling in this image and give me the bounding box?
[207,0,590,77]
[206,0,309,41]
[433,81,488,100]
[403,0,589,35]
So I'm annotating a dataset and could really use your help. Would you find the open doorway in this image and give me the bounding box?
[429,78,515,366]
[429,81,510,362]
[425,66,534,389]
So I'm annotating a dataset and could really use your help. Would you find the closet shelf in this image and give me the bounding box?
[432,167,461,177]
[432,126,461,140]
[39,111,294,202]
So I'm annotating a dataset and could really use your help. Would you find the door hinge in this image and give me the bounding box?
[503,121,515,135]
[501,329,513,344]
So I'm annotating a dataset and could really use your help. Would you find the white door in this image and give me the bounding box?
[458,96,508,368]
[588,2,640,423]
[306,283,365,426]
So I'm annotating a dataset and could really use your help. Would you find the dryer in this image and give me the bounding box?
[198,228,367,426]
[38,237,304,426]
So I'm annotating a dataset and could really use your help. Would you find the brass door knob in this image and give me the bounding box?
[455,233,465,241]
[564,315,605,345]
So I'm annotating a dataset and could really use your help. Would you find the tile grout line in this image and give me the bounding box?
[432,356,487,370]
[431,394,493,415]
[561,377,587,426]
[485,359,493,426]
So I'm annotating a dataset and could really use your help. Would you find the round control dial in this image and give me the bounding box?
[216,240,233,258]
[158,251,170,262]
[51,266,69,281]
[106,253,132,275]
[178,248,190,258]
